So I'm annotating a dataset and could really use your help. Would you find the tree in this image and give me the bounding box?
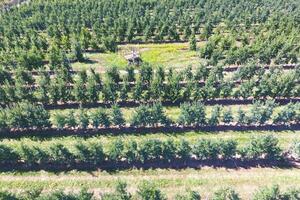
[73,70,88,104]
[222,108,233,125]
[208,106,222,126]
[137,181,166,200]
[111,105,125,127]
[237,108,247,125]
[102,78,118,103]
[175,191,201,200]
[189,32,197,51]
[90,109,111,128]
[212,188,240,200]
[78,109,89,129]
[86,69,101,103]
[72,41,85,62]
[178,102,206,126]
[36,70,50,104]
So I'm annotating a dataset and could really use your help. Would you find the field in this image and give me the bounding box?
[72,43,202,72]
[0,0,300,199]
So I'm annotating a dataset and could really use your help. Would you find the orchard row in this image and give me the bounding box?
[1,101,299,131]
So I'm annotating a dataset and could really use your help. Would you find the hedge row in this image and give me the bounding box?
[1,101,299,130]
[0,135,282,167]
[0,64,299,105]
[0,183,299,200]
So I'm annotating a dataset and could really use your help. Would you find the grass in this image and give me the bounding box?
[72,42,203,72]
[1,168,300,199]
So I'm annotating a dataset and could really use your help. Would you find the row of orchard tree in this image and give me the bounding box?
[0,182,298,200]
[0,101,299,130]
[0,64,299,105]
[0,134,285,166]
[0,0,300,68]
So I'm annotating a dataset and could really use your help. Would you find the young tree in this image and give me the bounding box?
[90,109,111,128]
[86,70,101,103]
[72,41,85,62]
[208,105,222,126]
[111,105,125,127]
[189,32,197,51]
[78,109,89,129]
[36,70,50,104]
[222,108,234,125]
[73,70,88,104]
[137,182,166,200]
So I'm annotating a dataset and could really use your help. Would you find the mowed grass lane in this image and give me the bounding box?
[1,168,300,199]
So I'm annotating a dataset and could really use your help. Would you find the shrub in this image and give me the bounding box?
[0,110,7,129]
[218,140,237,160]
[161,139,176,162]
[193,139,219,160]
[6,102,50,129]
[178,102,206,126]
[78,109,90,129]
[252,185,281,200]
[74,141,104,164]
[176,139,191,161]
[272,103,297,125]
[0,144,19,163]
[103,181,132,200]
[52,113,66,129]
[222,108,234,125]
[111,105,125,127]
[90,109,111,128]
[137,181,166,200]
[212,188,240,200]
[47,143,74,164]
[208,105,222,126]
[175,190,201,200]
[237,108,248,125]
[139,139,163,163]
[123,140,139,164]
[65,110,77,128]
[0,191,18,200]
[108,139,124,162]
[242,135,282,160]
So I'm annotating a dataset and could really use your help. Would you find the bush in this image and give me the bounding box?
[103,181,132,200]
[111,105,125,127]
[0,144,19,163]
[74,141,104,164]
[52,113,66,129]
[212,188,240,200]
[193,139,219,160]
[139,139,163,163]
[218,140,237,160]
[5,102,50,129]
[65,110,77,128]
[242,135,282,160]
[131,103,170,127]
[175,190,201,200]
[77,109,90,129]
[222,108,234,125]
[137,181,166,200]
[47,143,74,164]
[176,139,191,161]
[291,141,300,159]
[208,105,222,126]
[90,109,111,128]
[178,102,206,126]
[108,139,124,162]
[252,185,282,200]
